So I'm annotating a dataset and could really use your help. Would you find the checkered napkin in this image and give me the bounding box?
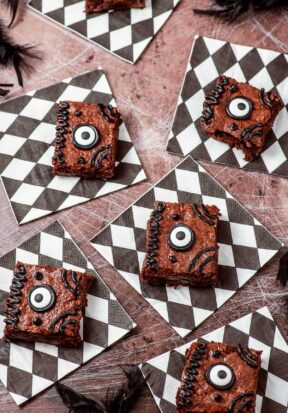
[0,221,135,406]
[0,68,146,225]
[91,156,283,338]
[28,0,180,64]
[140,307,288,413]
[167,36,288,177]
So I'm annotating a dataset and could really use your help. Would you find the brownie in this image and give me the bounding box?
[200,76,283,162]
[3,262,95,347]
[176,341,262,413]
[85,0,145,13]
[141,202,220,288]
[52,101,122,179]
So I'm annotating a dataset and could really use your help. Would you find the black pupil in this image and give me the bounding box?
[35,293,43,303]
[81,131,91,140]
[217,370,227,379]
[237,102,246,111]
[176,231,186,240]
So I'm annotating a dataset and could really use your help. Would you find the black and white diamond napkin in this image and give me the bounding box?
[0,220,135,406]
[91,156,282,338]
[28,0,180,64]
[140,306,288,413]
[167,36,288,177]
[0,68,146,225]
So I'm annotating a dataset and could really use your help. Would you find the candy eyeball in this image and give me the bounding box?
[28,285,56,312]
[205,363,235,390]
[226,96,253,120]
[168,224,194,251]
[72,124,99,149]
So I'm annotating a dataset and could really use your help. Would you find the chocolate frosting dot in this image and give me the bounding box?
[214,394,222,402]
[34,272,43,280]
[230,123,238,131]
[213,351,221,358]
[33,317,42,326]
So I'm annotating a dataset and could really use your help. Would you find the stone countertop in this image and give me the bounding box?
[0,0,287,411]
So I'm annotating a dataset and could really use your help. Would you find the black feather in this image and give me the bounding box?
[56,383,105,413]
[277,251,288,287]
[56,367,146,413]
[193,0,288,22]
[0,20,41,87]
[2,0,20,27]
[0,82,13,96]
[0,87,10,96]
[103,367,146,413]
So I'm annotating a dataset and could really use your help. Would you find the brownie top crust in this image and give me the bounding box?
[85,0,145,13]
[176,341,262,413]
[52,101,122,179]
[3,262,95,346]
[200,76,283,161]
[201,76,282,137]
[141,201,220,287]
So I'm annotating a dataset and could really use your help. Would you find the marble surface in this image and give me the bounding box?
[0,1,288,411]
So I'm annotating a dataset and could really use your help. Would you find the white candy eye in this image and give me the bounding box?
[227,96,252,120]
[28,285,56,312]
[205,363,235,390]
[72,124,99,149]
[168,224,194,251]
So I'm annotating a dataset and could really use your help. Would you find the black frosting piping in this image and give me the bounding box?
[237,398,253,412]
[200,204,219,219]
[60,319,78,332]
[72,271,81,287]
[240,123,263,143]
[53,101,70,165]
[98,103,121,124]
[94,149,111,167]
[259,88,274,110]
[188,246,216,273]
[90,144,113,168]
[177,342,207,408]
[193,204,216,226]
[201,76,229,124]
[198,256,214,272]
[49,309,78,331]
[4,264,27,327]
[144,202,165,272]
[227,391,254,413]
[61,270,81,297]
[237,345,259,369]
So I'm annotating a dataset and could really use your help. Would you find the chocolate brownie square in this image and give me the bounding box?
[85,0,145,13]
[141,202,220,288]
[3,262,95,347]
[176,341,262,413]
[52,101,122,179]
[200,76,283,161]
